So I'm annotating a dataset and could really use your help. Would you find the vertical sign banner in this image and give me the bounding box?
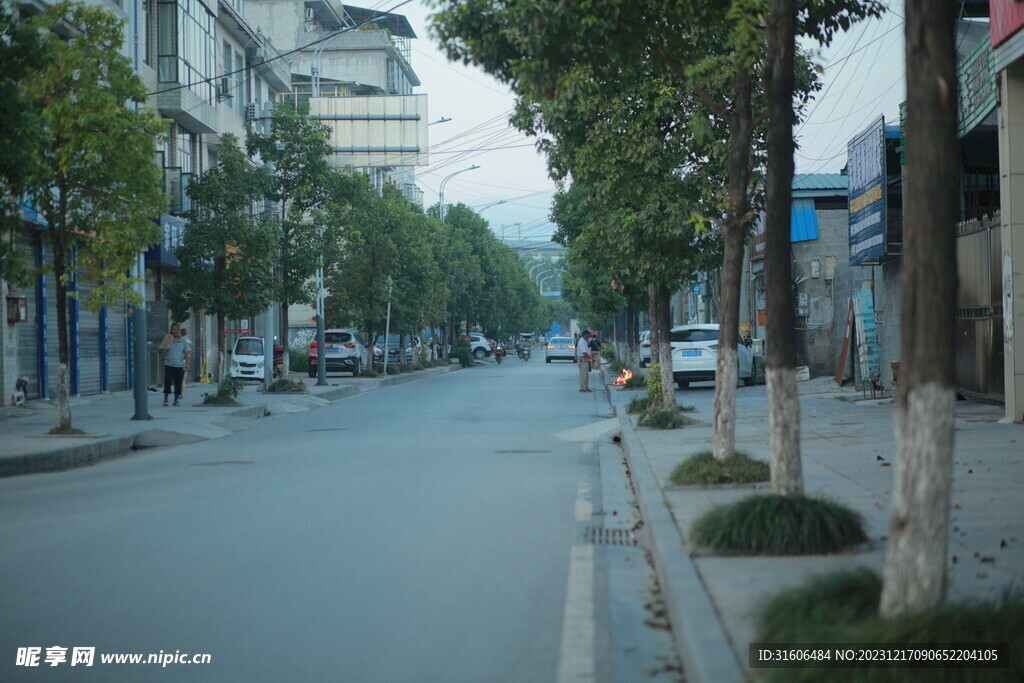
[852,289,881,383]
[847,116,887,265]
[957,37,997,138]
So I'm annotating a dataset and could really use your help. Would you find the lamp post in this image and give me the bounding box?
[476,200,506,213]
[539,274,555,294]
[529,261,549,281]
[439,165,479,222]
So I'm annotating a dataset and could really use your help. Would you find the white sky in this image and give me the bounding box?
[391,1,910,245]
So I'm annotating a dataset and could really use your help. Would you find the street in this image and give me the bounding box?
[0,360,677,682]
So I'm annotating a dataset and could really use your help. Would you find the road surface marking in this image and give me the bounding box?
[556,544,596,683]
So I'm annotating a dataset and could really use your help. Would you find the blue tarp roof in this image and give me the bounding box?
[791,198,819,242]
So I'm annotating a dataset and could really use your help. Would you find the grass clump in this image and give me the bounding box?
[203,376,244,405]
[600,345,616,362]
[623,373,647,389]
[626,395,651,414]
[689,494,867,555]
[669,450,769,486]
[266,378,308,393]
[360,366,380,378]
[756,569,1024,682]
[49,425,87,436]
[288,347,308,373]
[646,363,663,400]
[638,408,685,429]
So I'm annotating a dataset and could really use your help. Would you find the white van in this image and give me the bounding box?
[229,336,266,381]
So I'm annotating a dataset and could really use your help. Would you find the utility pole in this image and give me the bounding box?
[131,253,150,420]
[315,259,327,386]
[382,276,393,376]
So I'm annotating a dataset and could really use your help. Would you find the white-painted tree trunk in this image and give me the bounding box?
[712,348,738,460]
[659,338,674,410]
[880,384,955,616]
[56,363,72,431]
[766,366,803,494]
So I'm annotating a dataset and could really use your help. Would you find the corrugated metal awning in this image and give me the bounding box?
[791,198,819,242]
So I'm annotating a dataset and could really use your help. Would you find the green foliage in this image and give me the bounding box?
[690,494,867,555]
[638,408,685,429]
[756,569,1024,682]
[626,396,651,414]
[166,135,278,328]
[623,373,647,390]
[288,347,308,373]
[0,5,47,284]
[646,363,663,402]
[669,450,770,486]
[452,346,473,368]
[204,376,244,405]
[600,345,616,362]
[360,367,380,378]
[266,378,308,393]
[608,358,626,374]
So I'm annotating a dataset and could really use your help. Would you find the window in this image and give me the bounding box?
[157,0,216,105]
[234,50,244,113]
[670,329,718,343]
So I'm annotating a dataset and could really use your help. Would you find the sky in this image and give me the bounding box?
[385,1,912,249]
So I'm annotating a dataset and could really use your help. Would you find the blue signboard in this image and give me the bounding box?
[847,116,887,265]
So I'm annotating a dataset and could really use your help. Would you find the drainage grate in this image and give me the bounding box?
[593,414,615,419]
[191,461,254,466]
[584,527,638,546]
[495,449,551,454]
[308,428,349,432]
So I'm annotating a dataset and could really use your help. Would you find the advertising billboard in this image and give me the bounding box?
[847,116,887,265]
[310,94,428,168]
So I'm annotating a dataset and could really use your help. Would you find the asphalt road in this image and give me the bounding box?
[1,357,661,682]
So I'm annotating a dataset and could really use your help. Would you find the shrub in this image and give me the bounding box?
[756,569,1024,682]
[203,377,244,405]
[623,373,647,389]
[646,363,663,401]
[385,364,402,375]
[669,450,770,486]
[360,367,380,378]
[452,346,472,367]
[288,347,308,373]
[626,395,651,414]
[689,494,867,555]
[608,359,626,374]
[266,378,308,393]
[638,408,684,429]
[600,345,616,362]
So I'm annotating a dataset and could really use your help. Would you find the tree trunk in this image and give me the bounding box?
[711,72,755,461]
[53,245,72,431]
[399,333,407,365]
[216,310,226,383]
[626,295,637,366]
[657,284,674,410]
[880,0,958,618]
[647,282,661,403]
[764,0,803,495]
[279,301,290,374]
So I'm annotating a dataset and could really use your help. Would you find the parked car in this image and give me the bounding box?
[639,330,651,367]
[229,336,266,381]
[669,324,754,389]
[374,334,414,364]
[468,333,493,359]
[545,336,576,363]
[309,329,368,377]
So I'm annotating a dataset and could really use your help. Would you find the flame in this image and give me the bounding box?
[611,369,633,386]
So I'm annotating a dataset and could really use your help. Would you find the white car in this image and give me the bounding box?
[545,336,576,362]
[229,336,267,381]
[670,324,754,389]
[310,329,369,377]
[468,333,493,359]
[639,330,651,367]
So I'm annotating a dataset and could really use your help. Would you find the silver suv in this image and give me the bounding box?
[309,329,368,377]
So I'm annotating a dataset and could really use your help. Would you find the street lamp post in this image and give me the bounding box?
[539,274,555,294]
[438,165,480,222]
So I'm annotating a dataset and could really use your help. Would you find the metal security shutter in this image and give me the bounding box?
[107,303,129,392]
[42,263,60,400]
[14,232,40,398]
[76,280,102,395]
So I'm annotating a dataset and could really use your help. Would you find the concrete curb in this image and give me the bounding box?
[0,364,462,478]
[614,402,746,683]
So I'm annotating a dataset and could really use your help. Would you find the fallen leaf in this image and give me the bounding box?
[967,469,973,474]
[980,557,994,564]
[952,555,958,564]
[1001,539,1007,548]
[881,463,891,467]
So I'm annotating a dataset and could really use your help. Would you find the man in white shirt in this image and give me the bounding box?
[576,330,593,392]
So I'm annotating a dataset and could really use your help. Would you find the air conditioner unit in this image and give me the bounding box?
[244,102,258,121]
[304,7,315,21]
[217,79,232,101]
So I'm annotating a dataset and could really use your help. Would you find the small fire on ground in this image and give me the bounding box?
[611,369,633,386]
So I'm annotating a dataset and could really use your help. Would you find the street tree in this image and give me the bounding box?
[879,0,958,617]
[0,5,46,284]
[165,134,279,381]
[22,1,166,432]
[247,102,332,366]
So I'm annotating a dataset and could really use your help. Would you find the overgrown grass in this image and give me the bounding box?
[266,378,307,393]
[689,494,867,555]
[201,393,240,406]
[360,367,380,378]
[49,425,87,436]
[288,347,308,373]
[623,373,647,389]
[626,395,651,414]
[638,408,685,429]
[607,358,626,374]
[202,376,244,405]
[756,569,1024,682]
[669,450,770,486]
[600,345,616,362]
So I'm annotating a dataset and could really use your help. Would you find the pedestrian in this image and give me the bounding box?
[576,330,594,392]
[157,323,190,406]
[179,327,193,396]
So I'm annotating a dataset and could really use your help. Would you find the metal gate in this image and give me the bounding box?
[956,214,1004,401]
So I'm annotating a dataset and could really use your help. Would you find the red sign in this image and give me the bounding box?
[226,328,249,334]
[992,0,1024,48]
[834,299,855,386]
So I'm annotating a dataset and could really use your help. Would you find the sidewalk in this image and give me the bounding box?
[608,371,1024,683]
[0,364,461,477]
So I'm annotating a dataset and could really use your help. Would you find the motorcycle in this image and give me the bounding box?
[517,346,531,361]
[273,345,284,378]
[494,344,505,364]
